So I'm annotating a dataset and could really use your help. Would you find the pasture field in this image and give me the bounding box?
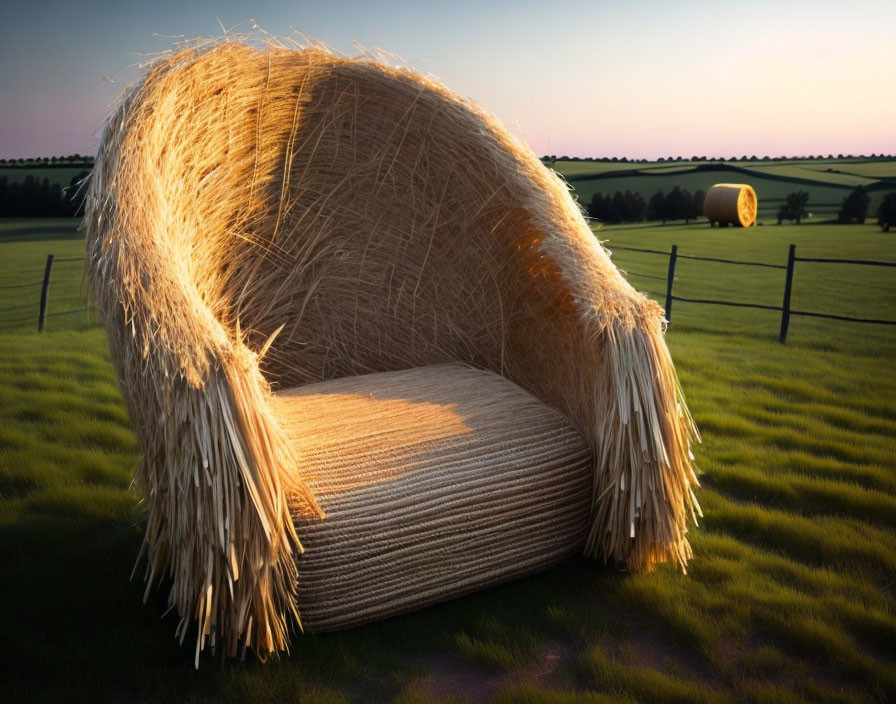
[768,161,896,181]
[570,171,859,220]
[0,167,90,187]
[740,165,876,188]
[1,217,895,703]
[550,158,896,221]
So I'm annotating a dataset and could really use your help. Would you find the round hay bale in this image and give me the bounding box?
[703,183,757,227]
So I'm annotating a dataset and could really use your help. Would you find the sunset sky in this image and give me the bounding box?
[2,0,894,160]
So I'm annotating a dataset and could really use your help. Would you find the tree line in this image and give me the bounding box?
[2,166,893,230]
[544,154,896,164]
[0,172,90,217]
[586,187,705,224]
[0,155,94,167]
[588,184,896,230]
[776,186,896,231]
[839,188,896,231]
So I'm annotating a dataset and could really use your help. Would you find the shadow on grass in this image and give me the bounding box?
[0,224,83,242]
[1,482,636,702]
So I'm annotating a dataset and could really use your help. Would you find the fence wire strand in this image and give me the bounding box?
[0,280,42,290]
[4,249,895,336]
[796,257,896,267]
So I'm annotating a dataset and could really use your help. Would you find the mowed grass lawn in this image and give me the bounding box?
[1,218,895,703]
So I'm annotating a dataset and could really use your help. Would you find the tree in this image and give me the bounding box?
[777,191,809,225]
[647,190,666,223]
[838,186,870,224]
[664,186,690,222]
[624,190,646,222]
[587,192,607,221]
[37,177,54,215]
[610,191,629,222]
[62,170,90,216]
[877,192,896,232]
[679,189,699,223]
[692,189,706,220]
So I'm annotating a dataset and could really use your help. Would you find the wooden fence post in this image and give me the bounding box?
[665,244,678,320]
[38,254,54,332]
[779,244,796,343]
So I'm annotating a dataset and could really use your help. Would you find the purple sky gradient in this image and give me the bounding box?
[2,0,895,160]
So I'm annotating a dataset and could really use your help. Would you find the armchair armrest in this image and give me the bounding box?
[501,167,701,572]
[85,78,320,664]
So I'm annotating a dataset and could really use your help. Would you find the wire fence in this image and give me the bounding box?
[612,242,896,342]
[1,254,89,331]
[3,247,896,340]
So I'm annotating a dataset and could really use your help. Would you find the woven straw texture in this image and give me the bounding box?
[85,38,700,662]
[274,363,592,631]
[703,183,758,227]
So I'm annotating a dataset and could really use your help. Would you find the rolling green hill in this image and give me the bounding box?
[550,158,896,221]
[0,165,93,188]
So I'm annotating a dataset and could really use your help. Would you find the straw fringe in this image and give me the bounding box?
[584,317,702,569]
[94,310,320,662]
[148,354,315,663]
[85,36,700,662]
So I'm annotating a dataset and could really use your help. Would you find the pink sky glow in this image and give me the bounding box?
[2,0,894,160]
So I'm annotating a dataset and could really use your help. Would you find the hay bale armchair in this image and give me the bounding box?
[85,41,699,663]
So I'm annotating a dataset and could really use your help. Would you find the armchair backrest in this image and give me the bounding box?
[215,56,641,392]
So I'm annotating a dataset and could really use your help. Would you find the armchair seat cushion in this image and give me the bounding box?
[272,363,593,631]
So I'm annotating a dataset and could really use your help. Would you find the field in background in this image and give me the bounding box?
[1,218,895,702]
[0,167,90,187]
[550,157,896,222]
[0,219,91,331]
[4,156,896,222]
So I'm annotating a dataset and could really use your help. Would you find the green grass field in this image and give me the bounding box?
[549,158,896,221]
[2,217,895,702]
[551,157,896,182]
[741,165,876,188]
[0,167,90,187]
[7,157,896,222]
[573,171,861,220]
